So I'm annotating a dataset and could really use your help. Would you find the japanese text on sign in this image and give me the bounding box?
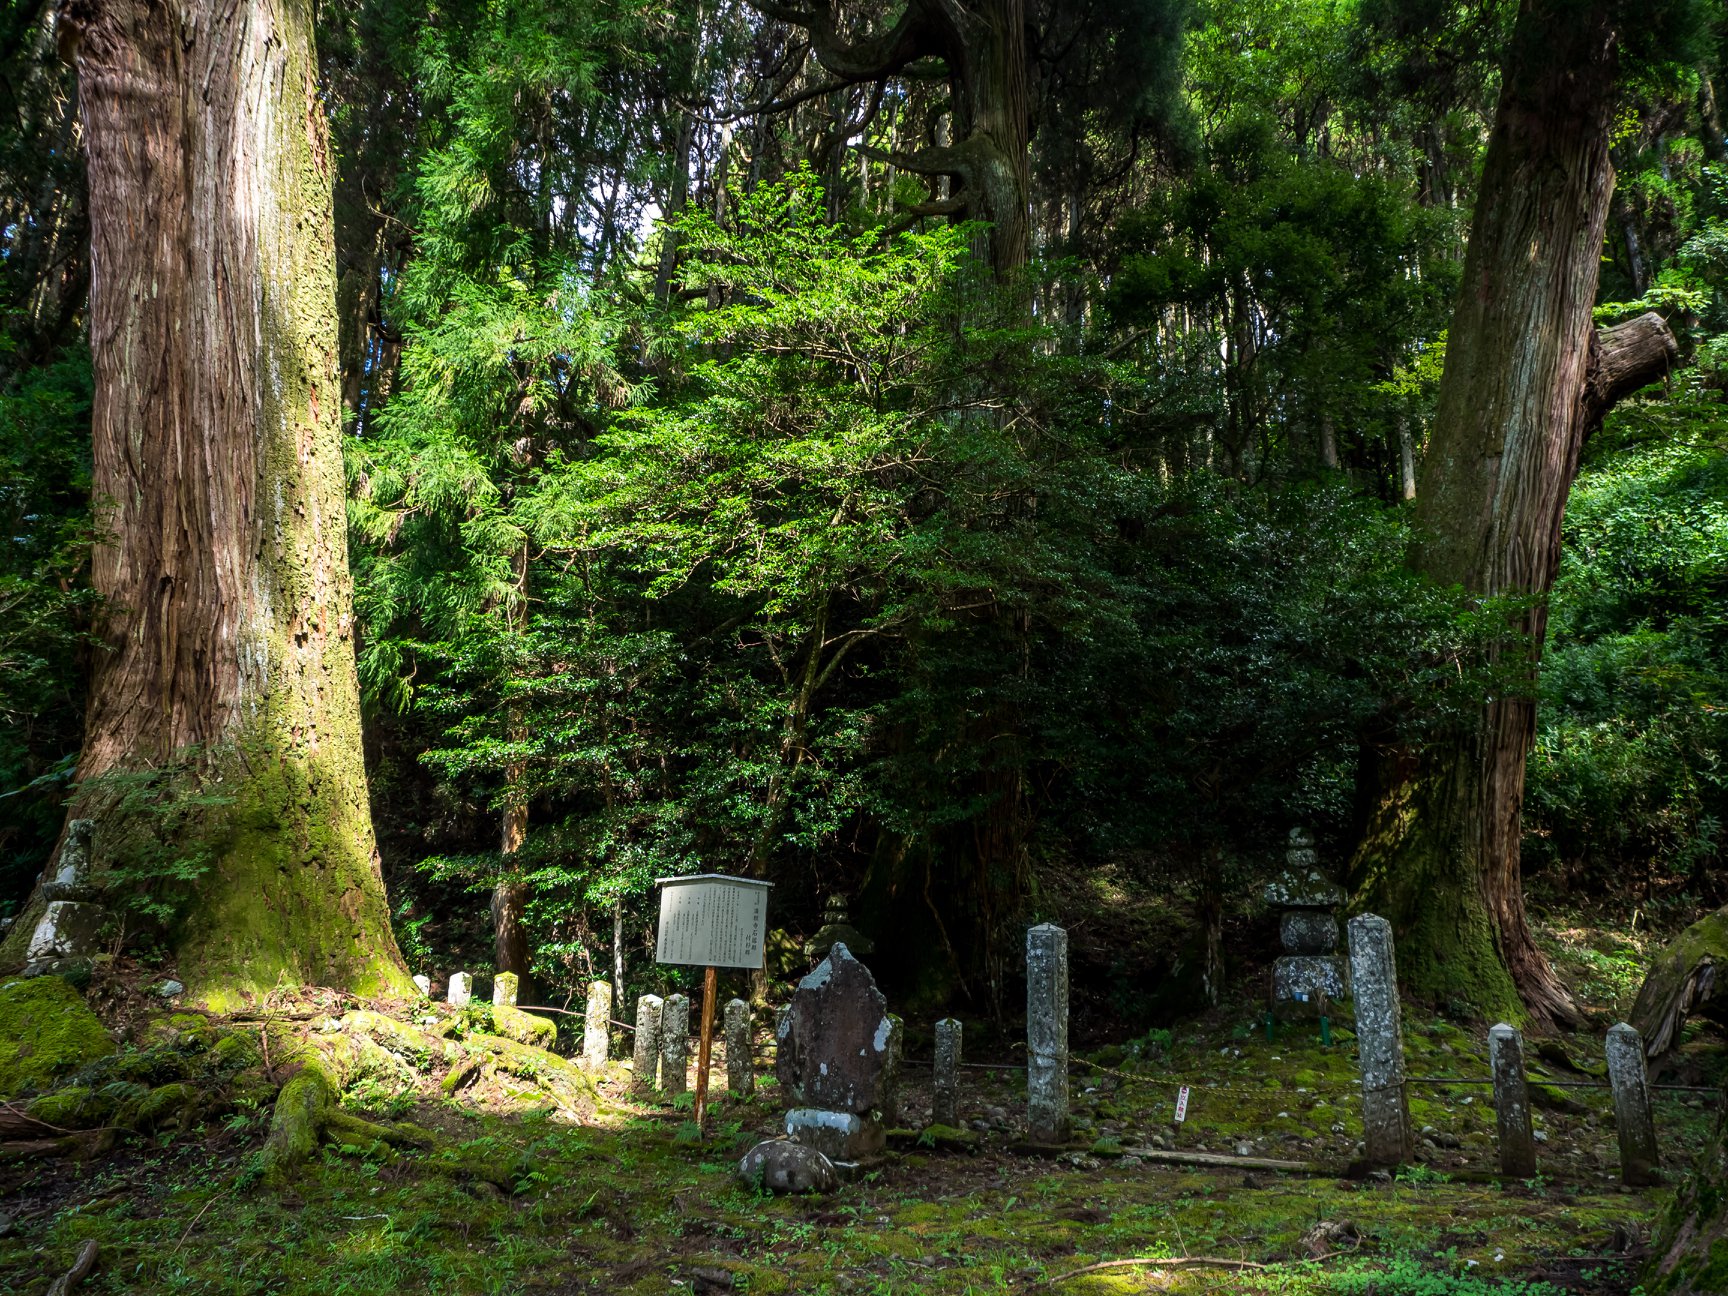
[655,875,773,969]
[1174,1086,1190,1123]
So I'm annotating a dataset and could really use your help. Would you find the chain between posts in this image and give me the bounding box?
[1068,1053,1352,1098]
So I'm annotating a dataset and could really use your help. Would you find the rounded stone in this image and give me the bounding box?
[738,1138,838,1194]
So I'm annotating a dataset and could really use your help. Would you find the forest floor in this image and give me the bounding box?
[1,913,1722,1296]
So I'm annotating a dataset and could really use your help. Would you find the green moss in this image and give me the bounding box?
[210,1031,262,1071]
[0,976,115,1099]
[489,1005,557,1049]
[133,1082,200,1131]
[24,1085,107,1129]
[1351,755,1525,1023]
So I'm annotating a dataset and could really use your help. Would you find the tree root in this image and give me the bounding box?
[258,1009,613,1183]
[259,1025,437,1183]
[45,1239,98,1296]
[1632,905,1728,1056]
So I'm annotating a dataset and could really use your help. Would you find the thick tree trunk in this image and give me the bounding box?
[0,0,411,1005]
[1647,1091,1728,1293]
[1349,0,1675,1025]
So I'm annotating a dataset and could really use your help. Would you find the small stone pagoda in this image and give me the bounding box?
[803,894,874,964]
[1266,827,1347,1007]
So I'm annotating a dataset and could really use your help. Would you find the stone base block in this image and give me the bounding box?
[25,901,107,961]
[785,1108,886,1162]
[1273,955,1347,1003]
[1280,909,1339,954]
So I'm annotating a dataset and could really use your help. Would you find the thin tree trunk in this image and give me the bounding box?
[612,896,626,1012]
[492,545,534,1001]
[1351,0,1674,1025]
[1397,417,1418,501]
[1,0,411,1003]
[654,113,695,303]
[1699,71,1727,164]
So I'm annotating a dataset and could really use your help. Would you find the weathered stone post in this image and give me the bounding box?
[1026,924,1070,1143]
[447,972,472,1008]
[880,1014,904,1124]
[412,974,431,997]
[725,998,753,1096]
[662,992,691,1097]
[632,994,664,1098]
[1488,1022,1536,1178]
[492,971,519,1007]
[933,1017,963,1128]
[1347,914,1411,1166]
[1606,1022,1661,1186]
[583,981,612,1068]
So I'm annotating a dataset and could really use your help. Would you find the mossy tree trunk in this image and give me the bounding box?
[1,0,411,1005]
[1648,1092,1728,1294]
[1348,0,1674,1026]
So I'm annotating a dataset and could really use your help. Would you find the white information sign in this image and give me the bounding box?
[1174,1086,1190,1123]
[654,874,773,970]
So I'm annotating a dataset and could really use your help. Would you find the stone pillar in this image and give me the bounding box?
[1026,924,1070,1143]
[632,994,663,1098]
[724,998,753,1096]
[1347,914,1411,1166]
[933,1017,962,1128]
[583,981,612,1068]
[412,974,431,997]
[661,992,691,1097]
[447,971,472,1008]
[880,1014,903,1124]
[492,971,519,1007]
[1488,1022,1536,1178]
[1606,1022,1661,1186]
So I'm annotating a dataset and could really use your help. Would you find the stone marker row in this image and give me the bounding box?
[1349,913,1662,1187]
[628,988,758,1097]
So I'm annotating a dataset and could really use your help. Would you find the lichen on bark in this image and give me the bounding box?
[0,0,412,1004]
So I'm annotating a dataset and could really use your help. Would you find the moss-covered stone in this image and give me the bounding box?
[133,1082,200,1131]
[0,976,115,1099]
[489,1005,557,1049]
[24,1085,109,1129]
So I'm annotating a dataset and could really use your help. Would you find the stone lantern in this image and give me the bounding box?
[1266,827,1347,1007]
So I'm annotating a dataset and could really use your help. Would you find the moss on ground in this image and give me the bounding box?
[2,978,1707,1296]
[0,976,115,1099]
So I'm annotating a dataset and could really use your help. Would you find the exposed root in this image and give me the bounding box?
[459,1031,602,1115]
[1632,905,1728,1056]
[258,1008,612,1183]
[45,1239,99,1296]
[259,1025,438,1183]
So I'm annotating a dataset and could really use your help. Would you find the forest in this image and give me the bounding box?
[8,0,1728,1291]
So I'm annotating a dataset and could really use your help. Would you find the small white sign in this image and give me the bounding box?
[655,874,773,970]
[1174,1086,1190,1123]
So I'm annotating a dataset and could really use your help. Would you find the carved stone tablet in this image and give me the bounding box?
[775,943,891,1115]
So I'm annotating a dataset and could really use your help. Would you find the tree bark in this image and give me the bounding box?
[1348,0,1675,1025]
[1647,1087,1728,1293]
[0,0,411,1004]
[765,0,1031,274]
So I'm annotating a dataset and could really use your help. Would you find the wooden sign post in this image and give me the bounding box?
[655,874,772,1135]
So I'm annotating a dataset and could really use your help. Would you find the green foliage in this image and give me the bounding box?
[1106,111,1458,481]
[1528,403,1728,898]
[0,350,94,912]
